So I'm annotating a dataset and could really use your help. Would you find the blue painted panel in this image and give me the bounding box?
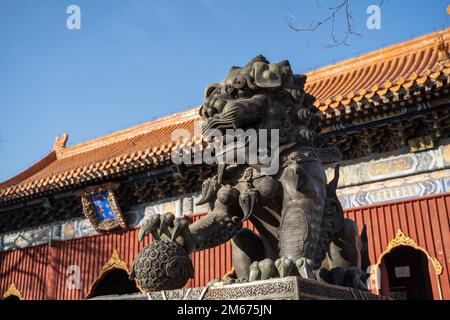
[90,191,116,222]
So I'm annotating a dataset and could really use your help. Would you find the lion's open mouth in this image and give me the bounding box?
[202,102,263,136]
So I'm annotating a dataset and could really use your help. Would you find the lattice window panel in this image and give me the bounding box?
[394,266,411,278]
[389,290,408,300]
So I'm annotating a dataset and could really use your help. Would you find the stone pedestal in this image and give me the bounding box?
[90,276,389,300]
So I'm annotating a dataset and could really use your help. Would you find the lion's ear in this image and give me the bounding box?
[251,62,283,88]
[204,83,219,98]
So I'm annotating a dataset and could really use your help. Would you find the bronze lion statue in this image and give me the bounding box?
[132,55,369,292]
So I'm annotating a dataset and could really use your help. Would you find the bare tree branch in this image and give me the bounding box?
[287,0,385,47]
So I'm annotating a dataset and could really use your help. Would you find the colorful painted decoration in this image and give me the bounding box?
[91,191,116,222]
[78,183,127,232]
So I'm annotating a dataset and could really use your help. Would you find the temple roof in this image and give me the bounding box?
[307,28,450,120]
[1,28,450,204]
[0,108,200,203]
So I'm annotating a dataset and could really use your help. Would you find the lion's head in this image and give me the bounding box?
[199,55,322,146]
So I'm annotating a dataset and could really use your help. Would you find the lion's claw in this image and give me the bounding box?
[138,212,195,253]
[249,256,316,281]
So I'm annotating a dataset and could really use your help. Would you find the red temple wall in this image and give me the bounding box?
[0,244,49,300]
[1,193,449,300]
[344,193,450,300]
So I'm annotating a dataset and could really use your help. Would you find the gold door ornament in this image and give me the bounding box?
[376,229,442,275]
[101,249,129,274]
[2,283,23,300]
[376,229,443,300]
[86,249,144,298]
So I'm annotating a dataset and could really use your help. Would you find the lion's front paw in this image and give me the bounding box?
[248,257,316,281]
[249,259,278,281]
[295,257,316,280]
[319,267,368,291]
[275,257,295,277]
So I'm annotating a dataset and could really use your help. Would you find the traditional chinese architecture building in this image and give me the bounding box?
[1,29,450,300]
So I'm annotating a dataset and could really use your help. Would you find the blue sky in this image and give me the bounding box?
[0,0,448,181]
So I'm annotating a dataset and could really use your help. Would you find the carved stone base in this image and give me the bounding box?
[90,276,389,300]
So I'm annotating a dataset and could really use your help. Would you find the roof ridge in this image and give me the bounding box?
[305,27,450,82]
[0,152,57,190]
[58,107,200,159]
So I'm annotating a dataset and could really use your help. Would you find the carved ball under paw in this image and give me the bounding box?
[130,240,194,292]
